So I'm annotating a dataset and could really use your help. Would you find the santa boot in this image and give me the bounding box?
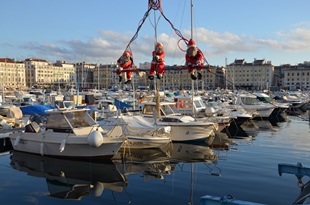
[190,72,197,80]
[148,75,154,80]
[197,72,202,80]
[156,73,163,79]
[125,79,132,84]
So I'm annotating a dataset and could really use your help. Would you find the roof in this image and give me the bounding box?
[253,59,266,65]
[234,59,246,65]
[25,58,48,62]
[0,58,15,63]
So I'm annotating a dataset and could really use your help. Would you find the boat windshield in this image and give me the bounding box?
[165,93,174,97]
[194,99,205,108]
[241,97,262,105]
[161,104,179,115]
[207,102,220,109]
[256,96,271,103]
[46,111,97,129]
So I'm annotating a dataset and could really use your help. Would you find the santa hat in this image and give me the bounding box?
[156,42,163,48]
[187,39,196,48]
[123,50,132,57]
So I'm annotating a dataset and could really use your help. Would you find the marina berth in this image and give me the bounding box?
[9,107,125,159]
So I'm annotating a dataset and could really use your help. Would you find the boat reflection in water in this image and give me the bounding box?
[10,151,127,200]
[0,137,12,155]
[113,148,172,181]
[113,142,219,182]
[170,142,218,163]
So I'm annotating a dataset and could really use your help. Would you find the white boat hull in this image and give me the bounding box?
[9,132,123,158]
[242,106,274,118]
[123,135,171,149]
[156,122,215,144]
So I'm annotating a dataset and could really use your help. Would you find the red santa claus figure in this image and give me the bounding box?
[185,39,204,80]
[148,42,165,80]
[116,50,133,84]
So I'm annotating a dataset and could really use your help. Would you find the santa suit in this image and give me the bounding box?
[150,43,165,76]
[185,49,203,73]
[117,52,133,80]
[185,39,204,74]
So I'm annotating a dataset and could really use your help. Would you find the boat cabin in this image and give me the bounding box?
[253,92,271,103]
[141,102,180,117]
[174,95,206,116]
[237,93,262,105]
[45,109,98,134]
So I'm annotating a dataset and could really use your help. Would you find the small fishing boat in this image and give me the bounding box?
[9,108,124,159]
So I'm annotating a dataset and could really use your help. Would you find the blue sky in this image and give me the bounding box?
[1,0,310,67]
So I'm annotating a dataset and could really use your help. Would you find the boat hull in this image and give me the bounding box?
[9,132,123,159]
[123,136,171,149]
[156,123,215,144]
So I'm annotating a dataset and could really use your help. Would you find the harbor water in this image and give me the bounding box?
[0,114,310,205]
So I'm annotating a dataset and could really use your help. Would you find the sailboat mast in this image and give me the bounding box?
[190,0,195,116]
[190,0,194,39]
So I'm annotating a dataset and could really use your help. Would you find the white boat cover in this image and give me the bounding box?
[99,115,171,137]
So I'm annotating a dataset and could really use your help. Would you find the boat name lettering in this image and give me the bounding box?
[128,141,144,146]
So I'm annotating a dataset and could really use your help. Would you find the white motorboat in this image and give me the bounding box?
[9,108,124,159]
[141,101,217,144]
[174,95,231,134]
[234,93,275,119]
[253,92,290,117]
[97,114,172,149]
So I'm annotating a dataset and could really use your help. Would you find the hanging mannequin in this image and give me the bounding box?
[148,42,165,80]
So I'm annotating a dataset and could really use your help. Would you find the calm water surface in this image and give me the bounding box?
[0,116,310,205]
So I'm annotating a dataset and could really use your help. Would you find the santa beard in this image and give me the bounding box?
[155,47,164,54]
[187,47,197,57]
[120,55,130,64]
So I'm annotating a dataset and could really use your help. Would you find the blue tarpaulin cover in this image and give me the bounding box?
[20,105,54,115]
[114,99,132,110]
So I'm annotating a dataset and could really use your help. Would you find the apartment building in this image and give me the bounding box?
[25,58,75,88]
[92,63,119,90]
[226,59,274,90]
[282,62,310,90]
[0,58,26,89]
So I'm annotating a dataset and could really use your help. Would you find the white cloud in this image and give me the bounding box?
[16,26,310,65]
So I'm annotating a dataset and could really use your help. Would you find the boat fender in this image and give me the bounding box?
[88,131,103,147]
[59,139,66,152]
[13,136,20,147]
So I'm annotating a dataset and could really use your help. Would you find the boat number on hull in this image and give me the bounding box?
[128,141,144,146]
